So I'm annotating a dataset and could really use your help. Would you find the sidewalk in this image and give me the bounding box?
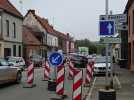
[85,65,134,100]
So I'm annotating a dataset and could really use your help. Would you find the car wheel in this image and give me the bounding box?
[16,72,22,84]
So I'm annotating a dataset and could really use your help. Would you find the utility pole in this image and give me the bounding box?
[105,0,109,89]
[110,10,114,89]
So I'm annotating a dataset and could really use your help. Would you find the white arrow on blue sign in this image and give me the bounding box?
[49,52,63,67]
[99,20,115,36]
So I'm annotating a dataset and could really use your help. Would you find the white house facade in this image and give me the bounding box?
[0,0,23,58]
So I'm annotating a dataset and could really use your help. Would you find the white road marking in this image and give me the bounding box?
[86,77,97,100]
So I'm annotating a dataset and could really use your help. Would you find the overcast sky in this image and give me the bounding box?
[10,0,128,41]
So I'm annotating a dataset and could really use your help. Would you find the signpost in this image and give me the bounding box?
[78,47,89,56]
[100,14,127,23]
[99,20,115,36]
[100,37,121,44]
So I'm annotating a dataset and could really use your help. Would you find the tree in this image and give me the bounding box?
[75,39,97,54]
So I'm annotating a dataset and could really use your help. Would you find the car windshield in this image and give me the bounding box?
[0,59,9,66]
[95,57,110,63]
[8,58,18,62]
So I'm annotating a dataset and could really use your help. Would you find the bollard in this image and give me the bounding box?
[56,64,65,95]
[68,61,74,80]
[42,60,50,81]
[23,60,36,88]
[84,61,94,86]
[73,69,83,100]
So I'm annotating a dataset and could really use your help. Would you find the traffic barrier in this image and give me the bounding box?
[68,61,75,80]
[42,60,50,81]
[56,64,65,95]
[84,62,94,86]
[73,69,83,100]
[23,60,36,88]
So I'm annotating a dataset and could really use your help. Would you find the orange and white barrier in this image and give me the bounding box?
[42,61,50,81]
[56,64,65,95]
[73,69,83,100]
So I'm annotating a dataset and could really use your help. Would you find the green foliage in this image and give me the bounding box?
[75,39,97,54]
[75,39,105,55]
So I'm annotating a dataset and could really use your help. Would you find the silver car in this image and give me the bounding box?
[0,58,22,85]
[94,56,111,75]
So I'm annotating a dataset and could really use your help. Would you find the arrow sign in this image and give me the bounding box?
[100,20,115,36]
[52,55,60,64]
[107,23,112,34]
[49,52,63,67]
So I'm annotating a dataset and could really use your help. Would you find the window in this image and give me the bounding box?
[0,13,1,34]
[133,10,134,34]
[6,20,9,37]
[133,41,134,63]
[13,22,16,38]
[18,45,21,57]
[128,16,130,36]
[13,45,16,56]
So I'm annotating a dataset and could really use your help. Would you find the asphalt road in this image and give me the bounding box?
[0,67,89,100]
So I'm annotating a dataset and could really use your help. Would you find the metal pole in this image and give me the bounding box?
[110,11,114,88]
[105,0,109,88]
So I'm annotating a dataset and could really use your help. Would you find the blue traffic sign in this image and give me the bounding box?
[99,20,115,36]
[49,52,63,67]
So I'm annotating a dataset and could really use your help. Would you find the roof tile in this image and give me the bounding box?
[0,0,23,18]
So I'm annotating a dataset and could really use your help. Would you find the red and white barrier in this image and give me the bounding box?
[56,64,65,95]
[68,61,75,79]
[73,69,83,100]
[42,61,50,81]
[85,62,94,84]
[27,61,34,85]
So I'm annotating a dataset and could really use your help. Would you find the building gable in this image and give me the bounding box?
[0,0,23,19]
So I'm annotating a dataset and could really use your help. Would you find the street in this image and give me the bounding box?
[0,67,89,100]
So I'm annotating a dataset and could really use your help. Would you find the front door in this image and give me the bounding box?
[4,48,11,58]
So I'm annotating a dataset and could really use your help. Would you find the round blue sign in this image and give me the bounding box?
[49,52,63,67]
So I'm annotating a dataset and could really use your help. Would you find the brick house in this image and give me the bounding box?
[124,0,134,71]
[0,0,23,57]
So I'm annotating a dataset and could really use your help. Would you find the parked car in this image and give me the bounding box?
[69,53,88,68]
[0,58,22,84]
[93,56,111,75]
[7,57,26,71]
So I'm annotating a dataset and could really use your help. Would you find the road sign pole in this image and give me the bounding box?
[105,0,109,88]
[110,44,114,88]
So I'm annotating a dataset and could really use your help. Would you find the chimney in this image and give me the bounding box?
[28,9,35,14]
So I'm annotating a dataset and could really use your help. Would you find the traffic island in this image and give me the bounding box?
[98,88,116,100]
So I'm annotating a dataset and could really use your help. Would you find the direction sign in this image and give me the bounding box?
[99,20,115,36]
[100,14,127,23]
[100,37,121,44]
[49,52,63,66]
